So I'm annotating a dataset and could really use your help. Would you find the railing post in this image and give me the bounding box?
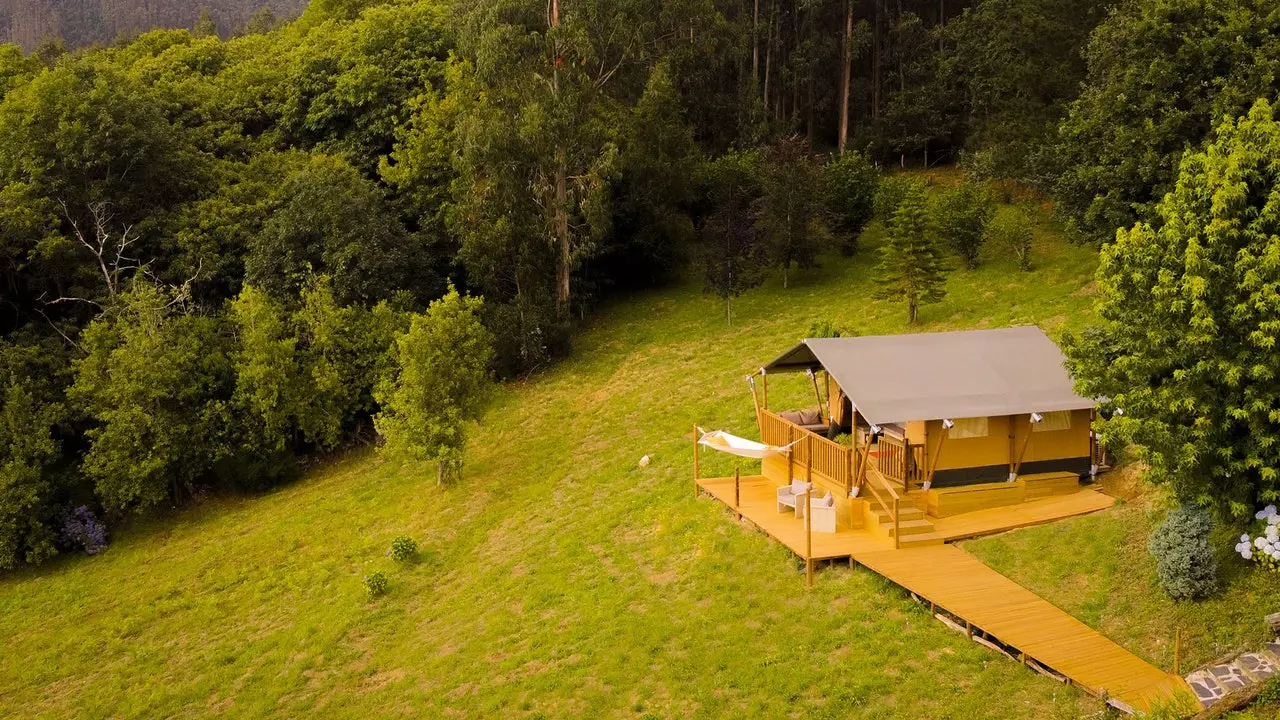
[805,434,813,485]
[893,497,900,550]
[693,425,700,499]
[787,425,794,480]
[734,465,741,521]
[805,485,814,588]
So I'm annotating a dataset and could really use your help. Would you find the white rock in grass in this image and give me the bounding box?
[638,455,651,468]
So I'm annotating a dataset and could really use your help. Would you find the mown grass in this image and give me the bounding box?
[3,184,1251,719]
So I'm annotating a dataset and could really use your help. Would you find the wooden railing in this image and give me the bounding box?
[863,467,902,550]
[876,433,927,491]
[759,409,903,547]
[758,409,854,492]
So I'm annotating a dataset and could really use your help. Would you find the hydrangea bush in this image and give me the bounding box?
[59,506,107,556]
[1234,504,1280,571]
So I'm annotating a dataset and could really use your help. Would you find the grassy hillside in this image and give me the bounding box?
[0,198,1218,719]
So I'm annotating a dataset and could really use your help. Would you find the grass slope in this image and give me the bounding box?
[1,198,1184,719]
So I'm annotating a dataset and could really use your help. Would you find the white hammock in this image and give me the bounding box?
[697,428,797,459]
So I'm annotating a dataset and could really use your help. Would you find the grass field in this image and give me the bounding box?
[3,186,1274,719]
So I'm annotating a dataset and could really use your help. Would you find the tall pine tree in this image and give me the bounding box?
[873,181,948,324]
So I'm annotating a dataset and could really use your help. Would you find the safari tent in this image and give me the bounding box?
[747,326,1102,526]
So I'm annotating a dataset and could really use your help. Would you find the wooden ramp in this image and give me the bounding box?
[854,545,1190,713]
[695,475,1192,714]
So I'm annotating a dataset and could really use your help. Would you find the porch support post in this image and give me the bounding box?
[805,485,814,588]
[924,422,951,490]
[1011,414,1037,479]
[807,369,824,418]
[748,374,762,428]
[760,367,769,410]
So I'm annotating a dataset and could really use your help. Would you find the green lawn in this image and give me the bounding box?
[4,193,1267,719]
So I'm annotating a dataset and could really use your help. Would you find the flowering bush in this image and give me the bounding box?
[59,506,107,556]
[1234,504,1280,571]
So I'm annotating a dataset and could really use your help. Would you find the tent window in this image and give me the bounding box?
[948,417,988,439]
[1033,411,1072,432]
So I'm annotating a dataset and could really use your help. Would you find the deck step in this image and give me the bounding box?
[869,507,925,524]
[895,532,944,547]
[884,519,936,537]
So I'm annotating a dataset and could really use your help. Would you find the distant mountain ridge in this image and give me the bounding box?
[0,0,308,51]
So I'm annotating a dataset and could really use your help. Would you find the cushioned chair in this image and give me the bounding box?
[797,491,837,533]
[776,479,813,513]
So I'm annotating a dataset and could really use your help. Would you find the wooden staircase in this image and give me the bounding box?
[864,503,943,547]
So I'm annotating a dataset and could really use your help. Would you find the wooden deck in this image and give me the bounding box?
[696,474,1192,713]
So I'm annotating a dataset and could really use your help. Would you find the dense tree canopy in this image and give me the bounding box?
[1065,99,1280,520]
[3,0,1280,569]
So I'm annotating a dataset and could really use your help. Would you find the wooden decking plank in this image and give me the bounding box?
[695,475,1192,713]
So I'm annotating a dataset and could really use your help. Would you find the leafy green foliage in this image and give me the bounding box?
[697,150,767,325]
[873,181,948,324]
[943,0,1108,185]
[1064,100,1280,518]
[246,154,424,306]
[823,152,879,256]
[0,337,68,569]
[1147,505,1218,601]
[755,137,831,287]
[934,181,994,270]
[986,206,1034,271]
[363,570,389,598]
[70,284,233,513]
[375,288,493,483]
[389,535,418,562]
[1055,0,1280,241]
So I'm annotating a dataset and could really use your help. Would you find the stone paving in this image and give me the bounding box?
[1185,637,1280,708]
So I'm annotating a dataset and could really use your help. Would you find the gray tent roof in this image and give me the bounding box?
[763,326,1092,425]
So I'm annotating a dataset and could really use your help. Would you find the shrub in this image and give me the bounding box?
[806,319,852,339]
[363,571,389,599]
[389,535,418,562]
[1256,675,1280,706]
[1147,505,1218,600]
[986,207,1034,271]
[59,506,108,556]
[934,181,995,270]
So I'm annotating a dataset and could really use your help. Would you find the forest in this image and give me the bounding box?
[1,0,1279,574]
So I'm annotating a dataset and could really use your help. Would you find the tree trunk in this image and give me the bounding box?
[763,0,773,118]
[908,296,918,324]
[550,0,570,319]
[838,0,852,154]
[872,0,881,120]
[748,8,759,117]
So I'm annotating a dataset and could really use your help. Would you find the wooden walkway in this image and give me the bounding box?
[696,475,1192,713]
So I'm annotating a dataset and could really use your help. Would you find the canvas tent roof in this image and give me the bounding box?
[763,326,1092,425]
